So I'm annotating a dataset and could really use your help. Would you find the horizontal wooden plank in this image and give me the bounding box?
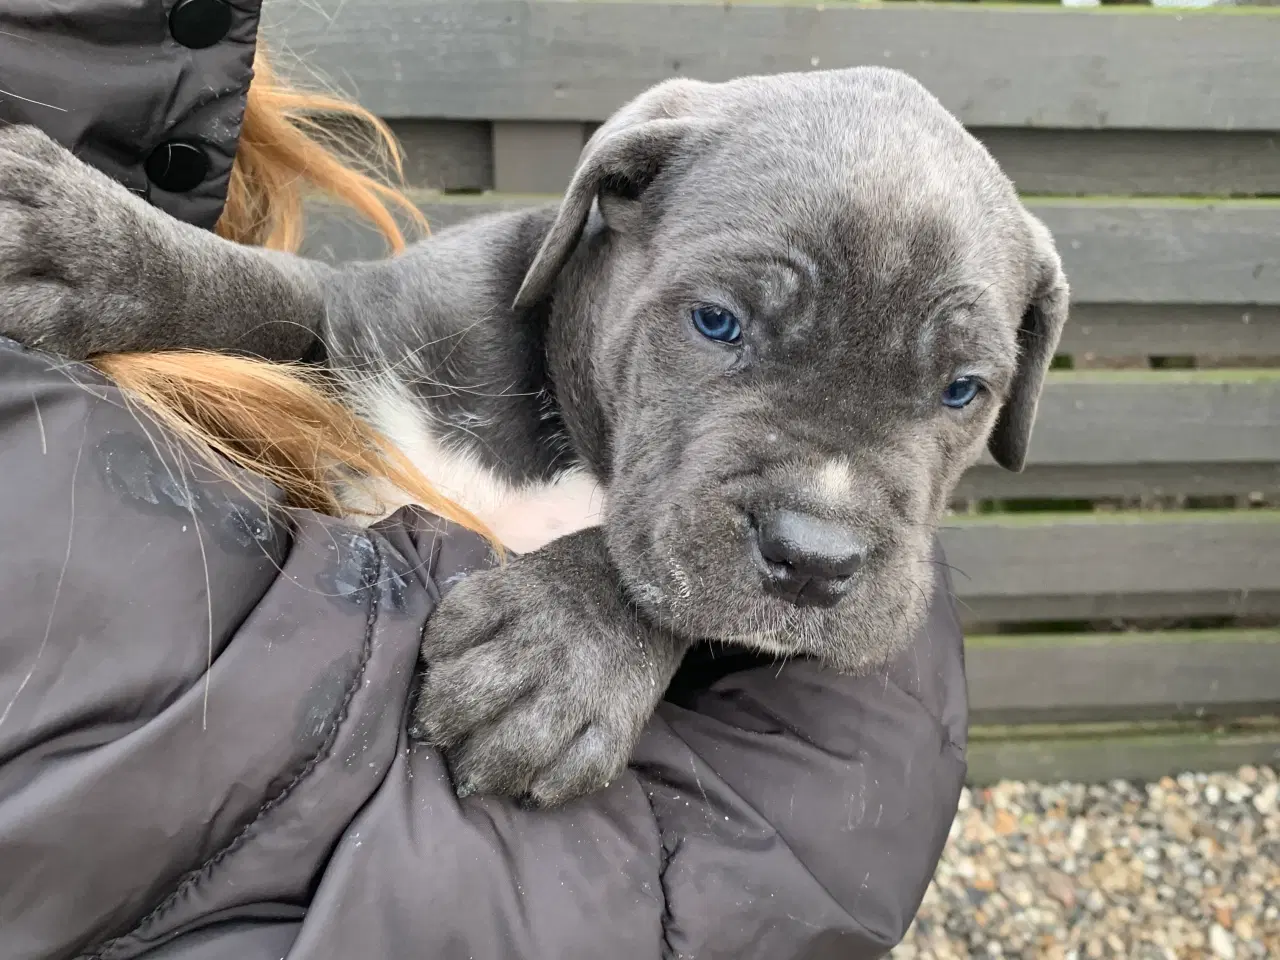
[1058,304,1280,359]
[967,630,1280,725]
[265,1,1280,131]
[383,121,1280,199]
[958,590,1280,626]
[975,129,1280,198]
[386,120,492,192]
[942,511,1280,605]
[309,193,1280,306]
[492,121,587,194]
[998,371,1280,468]
[955,462,1280,501]
[966,721,1280,786]
[1032,200,1280,305]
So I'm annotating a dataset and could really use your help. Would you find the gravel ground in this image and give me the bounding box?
[892,766,1280,959]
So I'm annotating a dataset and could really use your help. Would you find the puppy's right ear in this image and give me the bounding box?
[513,80,709,312]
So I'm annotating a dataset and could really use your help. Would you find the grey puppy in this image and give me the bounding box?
[0,67,1068,806]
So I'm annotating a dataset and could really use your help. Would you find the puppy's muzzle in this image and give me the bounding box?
[749,508,866,608]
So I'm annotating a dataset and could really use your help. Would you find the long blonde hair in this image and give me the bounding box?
[91,48,498,545]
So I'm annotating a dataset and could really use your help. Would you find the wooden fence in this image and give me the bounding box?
[271,0,1280,784]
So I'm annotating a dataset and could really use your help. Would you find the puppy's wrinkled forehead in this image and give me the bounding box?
[649,69,1033,361]
[670,68,1013,200]
[663,70,1026,281]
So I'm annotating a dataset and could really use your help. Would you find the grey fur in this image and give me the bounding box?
[0,67,1068,806]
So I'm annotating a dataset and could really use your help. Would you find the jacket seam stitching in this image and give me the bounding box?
[640,784,679,960]
[85,536,386,959]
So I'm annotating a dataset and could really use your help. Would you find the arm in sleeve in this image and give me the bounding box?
[290,517,967,960]
[634,547,967,959]
[0,339,487,959]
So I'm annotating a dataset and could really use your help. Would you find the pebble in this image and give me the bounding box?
[1253,783,1277,815]
[1209,924,1237,959]
[892,766,1280,959]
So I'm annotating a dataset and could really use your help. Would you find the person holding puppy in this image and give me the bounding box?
[0,2,968,958]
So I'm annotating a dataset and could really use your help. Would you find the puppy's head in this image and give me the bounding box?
[519,68,1069,672]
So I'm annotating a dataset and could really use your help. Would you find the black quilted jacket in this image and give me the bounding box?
[0,4,968,958]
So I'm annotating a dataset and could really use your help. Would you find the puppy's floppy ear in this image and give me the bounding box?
[987,212,1070,472]
[513,79,709,312]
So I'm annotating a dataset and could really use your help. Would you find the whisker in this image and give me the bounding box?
[919,558,971,582]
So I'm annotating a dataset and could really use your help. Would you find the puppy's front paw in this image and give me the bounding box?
[0,125,176,358]
[412,530,685,807]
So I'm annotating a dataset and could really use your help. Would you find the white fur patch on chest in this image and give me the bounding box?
[352,377,606,552]
[481,470,606,553]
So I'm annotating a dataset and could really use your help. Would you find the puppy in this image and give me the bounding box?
[0,67,1068,805]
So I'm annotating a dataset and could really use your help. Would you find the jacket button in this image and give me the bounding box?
[169,0,233,49]
[145,141,210,193]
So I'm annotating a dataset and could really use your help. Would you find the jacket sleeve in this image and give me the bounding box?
[0,336,966,960]
[0,337,481,960]
[290,524,968,960]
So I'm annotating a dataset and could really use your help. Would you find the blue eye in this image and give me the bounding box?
[691,305,742,344]
[941,376,982,409]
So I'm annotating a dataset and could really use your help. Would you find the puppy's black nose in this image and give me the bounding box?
[751,509,865,607]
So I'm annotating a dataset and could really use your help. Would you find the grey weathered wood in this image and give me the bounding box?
[941,512,1280,603]
[492,122,586,194]
[528,125,1280,199]
[1059,304,1280,359]
[265,1,1280,131]
[1032,202,1280,306]
[966,725,1280,786]
[983,373,1280,469]
[955,463,1280,502]
[388,122,1280,199]
[959,591,1280,627]
[966,631,1280,725]
[974,129,1280,198]
[312,194,1280,307]
[386,120,492,191]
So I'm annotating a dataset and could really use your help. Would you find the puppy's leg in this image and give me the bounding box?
[0,125,328,361]
[414,525,692,807]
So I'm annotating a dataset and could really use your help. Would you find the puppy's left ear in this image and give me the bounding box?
[987,212,1070,472]
[513,79,711,312]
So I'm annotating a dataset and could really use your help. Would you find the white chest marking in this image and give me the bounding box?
[356,379,606,552]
